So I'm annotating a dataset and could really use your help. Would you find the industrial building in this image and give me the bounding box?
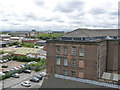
[46,28,119,84]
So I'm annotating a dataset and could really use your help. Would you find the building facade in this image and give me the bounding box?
[46,28,119,83]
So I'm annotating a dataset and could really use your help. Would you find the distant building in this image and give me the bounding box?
[52,31,64,34]
[35,40,46,46]
[22,38,40,43]
[0,41,11,48]
[46,28,119,84]
[0,35,11,41]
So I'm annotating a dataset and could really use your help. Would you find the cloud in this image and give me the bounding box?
[54,1,85,13]
[90,8,106,15]
[0,0,119,31]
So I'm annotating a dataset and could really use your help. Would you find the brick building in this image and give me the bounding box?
[46,28,119,83]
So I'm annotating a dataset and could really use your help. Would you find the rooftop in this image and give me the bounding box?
[61,28,118,38]
[41,76,108,88]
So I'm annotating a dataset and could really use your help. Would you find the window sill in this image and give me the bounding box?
[64,65,68,67]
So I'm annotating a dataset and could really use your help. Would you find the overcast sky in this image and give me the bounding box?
[0,0,119,31]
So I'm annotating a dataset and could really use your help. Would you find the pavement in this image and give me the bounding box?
[0,69,46,89]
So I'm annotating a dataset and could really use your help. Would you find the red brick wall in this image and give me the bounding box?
[46,41,103,80]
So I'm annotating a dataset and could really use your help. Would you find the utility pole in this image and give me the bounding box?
[2,69,4,90]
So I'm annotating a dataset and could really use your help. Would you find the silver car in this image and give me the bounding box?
[21,81,31,87]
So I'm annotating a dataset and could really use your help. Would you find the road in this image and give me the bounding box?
[0,69,46,89]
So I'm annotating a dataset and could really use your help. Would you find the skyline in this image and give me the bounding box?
[0,0,119,31]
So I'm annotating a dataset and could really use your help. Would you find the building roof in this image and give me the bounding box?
[14,47,41,55]
[61,28,118,38]
[41,76,108,88]
[0,35,11,37]
[0,41,11,44]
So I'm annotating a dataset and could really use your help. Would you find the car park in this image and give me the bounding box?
[30,77,39,82]
[23,69,31,74]
[34,75,43,80]
[12,73,20,78]
[21,81,31,87]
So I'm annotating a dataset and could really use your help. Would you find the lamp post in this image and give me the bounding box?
[1,69,4,90]
[1,65,8,90]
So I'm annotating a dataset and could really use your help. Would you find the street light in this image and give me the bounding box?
[1,69,4,90]
[0,69,5,90]
[1,65,8,90]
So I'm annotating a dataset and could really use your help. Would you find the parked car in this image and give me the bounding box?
[6,59,9,62]
[3,70,8,73]
[17,66,22,69]
[3,60,7,63]
[20,65,25,68]
[3,70,10,73]
[12,73,20,78]
[21,81,31,87]
[0,72,5,76]
[32,61,37,64]
[0,60,3,64]
[39,72,47,77]
[2,64,8,68]
[23,70,31,74]
[13,67,19,70]
[8,58,11,61]
[30,77,39,82]
[34,75,43,80]
[6,70,11,73]
[10,68,15,71]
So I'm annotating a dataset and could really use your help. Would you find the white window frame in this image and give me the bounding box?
[56,57,61,65]
[64,58,68,66]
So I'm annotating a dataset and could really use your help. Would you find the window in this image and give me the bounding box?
[64,70,68,75]
[79,47,84,56]
[83,38,85,40]
[71,59,76,68]
[63,46,67,55]
[79,72,84,78]
[79,61,84,68]
[56,68,60,74]
[56,46,60,55]
[71,71,76,77]
[71,47,76,56]
[64,58,68,66]
[56,57,61,65]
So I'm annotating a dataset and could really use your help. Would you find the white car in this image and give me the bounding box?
[0,72,5,76]
[39,72,47,77]
[13,67,19,70]
[21,81,31,87]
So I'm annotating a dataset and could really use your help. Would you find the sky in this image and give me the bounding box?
[0,0,119,31]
